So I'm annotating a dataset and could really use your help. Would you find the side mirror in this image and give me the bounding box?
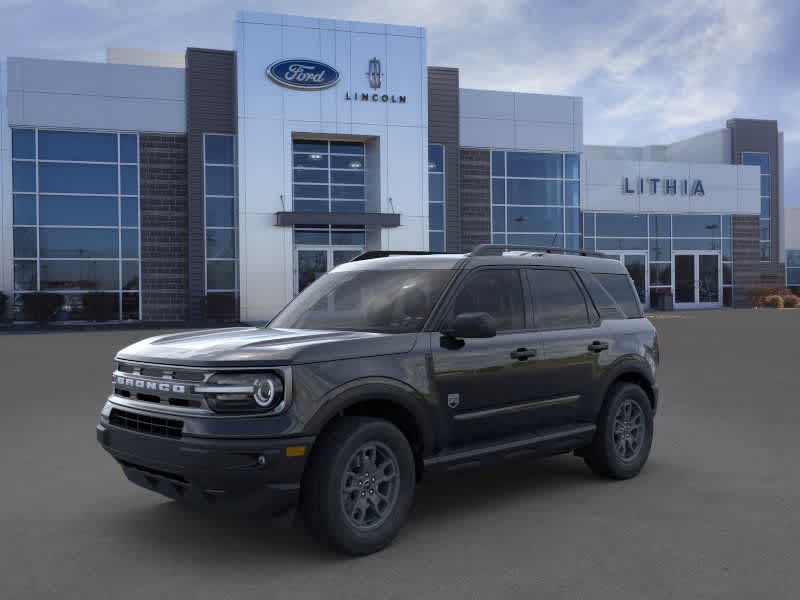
[444,312,497,339]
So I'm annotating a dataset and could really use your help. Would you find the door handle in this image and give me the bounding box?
[588,340,609,353]
[510,348,537,360]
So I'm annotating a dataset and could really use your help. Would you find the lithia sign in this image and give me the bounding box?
[267,57,406,103]
[623,177,705,196]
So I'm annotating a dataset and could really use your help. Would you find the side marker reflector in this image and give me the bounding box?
[286,446,306,457]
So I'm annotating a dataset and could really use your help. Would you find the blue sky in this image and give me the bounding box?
[2,0,798,204]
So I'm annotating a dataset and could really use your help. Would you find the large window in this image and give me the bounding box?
[428,144,445,252]
[788,250,800,290]
[292,140,365,213]
[491,150,580,249]
[204,134,238,305]
[11,129,140,320]
[742,152,771,261]
[583,212,734,307]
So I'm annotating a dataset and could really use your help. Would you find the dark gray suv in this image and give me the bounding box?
[97,245,659,555]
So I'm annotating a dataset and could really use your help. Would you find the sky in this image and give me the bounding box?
[1,0,798,204]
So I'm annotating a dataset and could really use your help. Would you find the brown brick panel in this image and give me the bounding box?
[428,67,461,253]
[459,149,491,252]
[732,215,761,307]
[139,133,189,321]
[186,48,237,321]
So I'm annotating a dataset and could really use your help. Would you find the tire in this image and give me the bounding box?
[301,417,416,555]
[584,383,653,480]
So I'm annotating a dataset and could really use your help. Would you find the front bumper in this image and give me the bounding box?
[97,406,314,517]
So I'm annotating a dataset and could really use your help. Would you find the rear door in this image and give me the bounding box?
[524,268,607,429]
[429,267,540,446]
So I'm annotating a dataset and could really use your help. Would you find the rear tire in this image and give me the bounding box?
[584,383,653,479]
[301,417,415,555]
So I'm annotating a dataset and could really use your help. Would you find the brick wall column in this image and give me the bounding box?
[139,134,189,321]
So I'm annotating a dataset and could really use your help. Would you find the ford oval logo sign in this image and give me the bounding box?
[267,59,340,90]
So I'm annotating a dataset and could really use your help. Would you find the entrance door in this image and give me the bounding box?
[605,252,648,308]
[295,246,363,294]
[672,252,721,308]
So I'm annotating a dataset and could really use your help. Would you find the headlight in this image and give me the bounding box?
[196,372,286,414]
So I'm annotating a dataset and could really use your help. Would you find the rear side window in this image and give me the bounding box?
[593,273,643,318]
[527,269,589,329]
[578,272,627,320]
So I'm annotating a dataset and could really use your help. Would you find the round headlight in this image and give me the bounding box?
[254,375,284,409]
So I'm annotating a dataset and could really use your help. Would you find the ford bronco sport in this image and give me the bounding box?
[97,244,659,555]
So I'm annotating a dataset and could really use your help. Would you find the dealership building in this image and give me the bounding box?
[0,11,793,323]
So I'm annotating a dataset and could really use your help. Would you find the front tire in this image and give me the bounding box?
[301,417,415,555]
[584,383,653,479]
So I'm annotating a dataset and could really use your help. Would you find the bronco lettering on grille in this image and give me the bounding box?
[115,376,186,394]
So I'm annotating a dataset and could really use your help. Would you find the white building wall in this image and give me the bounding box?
[785,206,800,250]
[106,48,186,69]
[1,59,11,299]
[664,129,731,164]
[582,158,761,215]
[459,89,582,152]
[7,57,185,132]
[586,129,731,165]
[235,11,429,322]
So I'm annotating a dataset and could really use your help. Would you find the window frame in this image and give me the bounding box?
[428,143,446,252]
[203,133,238,294]
[10,127,141,321]
[490,149,581,249]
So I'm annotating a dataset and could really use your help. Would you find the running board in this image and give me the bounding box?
[423,424,596,473]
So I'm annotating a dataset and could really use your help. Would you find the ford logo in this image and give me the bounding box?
[267,59,340,90]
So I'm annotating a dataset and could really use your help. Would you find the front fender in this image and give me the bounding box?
[303,377,437,456]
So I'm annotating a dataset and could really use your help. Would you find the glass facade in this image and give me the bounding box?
[292,140,365,213]
[428,144,445,252]
[742,152,770,261]
[491,150,580,249]
[11,128,141,320]
[204,134,238,298]
[788,250,800,289]
[584,213,734,307]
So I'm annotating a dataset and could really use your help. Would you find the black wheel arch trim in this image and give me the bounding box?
[303,377,437,457]
[598,356,657,413]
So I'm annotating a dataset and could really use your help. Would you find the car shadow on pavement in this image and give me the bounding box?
[99,454,621,563]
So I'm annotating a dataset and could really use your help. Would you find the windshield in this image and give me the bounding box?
[270,269,454,333]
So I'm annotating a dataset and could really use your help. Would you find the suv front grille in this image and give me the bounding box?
[109,408,183,439]
[112,361,210,411]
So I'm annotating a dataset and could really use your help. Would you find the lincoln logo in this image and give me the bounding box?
[266,59,341,90]
[367,57,382,89]
[115,376,186,394]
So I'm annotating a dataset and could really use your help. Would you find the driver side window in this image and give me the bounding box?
[450,269,525,331]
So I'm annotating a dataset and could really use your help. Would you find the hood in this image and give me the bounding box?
[115,327,418,367]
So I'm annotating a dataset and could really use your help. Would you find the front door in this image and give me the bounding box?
[605,252,648,308]
[295,246,362,294]
[672,252,721,308]
[429,268,540,446]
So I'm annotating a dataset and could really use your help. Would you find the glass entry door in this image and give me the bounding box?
[672,252,721,308]
[295,247,362,294]
[605,252,648,307]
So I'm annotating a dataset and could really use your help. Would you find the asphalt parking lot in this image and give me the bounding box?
[1,309,799,599]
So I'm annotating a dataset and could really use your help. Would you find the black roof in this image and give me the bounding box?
[341,246,629,275]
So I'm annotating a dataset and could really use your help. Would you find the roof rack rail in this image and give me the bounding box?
[350,250,443,262]
[470,244,608,259]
